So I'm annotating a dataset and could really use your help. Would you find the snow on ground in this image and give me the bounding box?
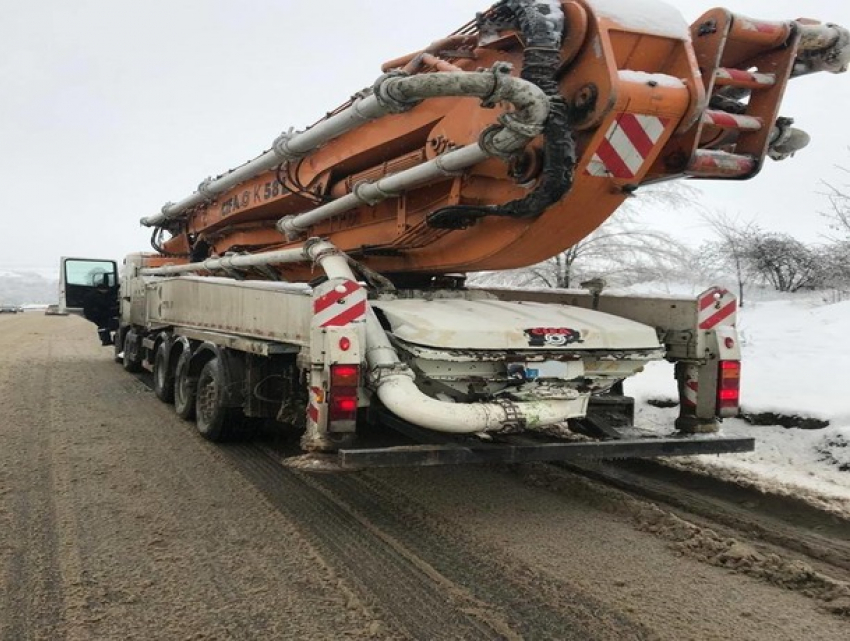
[623,289,850,515]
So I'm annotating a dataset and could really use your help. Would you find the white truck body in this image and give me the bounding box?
[57,245,751,467]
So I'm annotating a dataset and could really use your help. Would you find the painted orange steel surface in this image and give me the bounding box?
[147,1,835,281]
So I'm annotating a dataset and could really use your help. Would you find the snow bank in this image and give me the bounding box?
[624,294,850,513]
[738,299,850,422]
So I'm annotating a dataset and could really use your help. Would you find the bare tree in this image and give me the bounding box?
[697,211,762,306]
[745,233,821,292]
[523,214,686,288]
[821,165,850,241]
[816,161,850,294]
[475,207,687,289]
[472,183,697,290]
[815,241,850,289]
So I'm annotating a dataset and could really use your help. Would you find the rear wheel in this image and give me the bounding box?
[174,351,196,420]
[153,342,174,403]
[195,357,238,442]
[122,330,142,373]
[113,330,124,363]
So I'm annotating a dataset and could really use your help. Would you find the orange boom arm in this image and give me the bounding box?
[140,0,849,285]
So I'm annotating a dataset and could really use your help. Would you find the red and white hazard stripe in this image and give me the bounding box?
[698,288,737,330]
[585,113,669,180]
[681,364,699,409]
[307,386,322,425]
[313,280,367,327]
[714,68,776,88]
[702,110,763,132]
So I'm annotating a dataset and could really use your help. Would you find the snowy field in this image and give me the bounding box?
[622,289,850,516]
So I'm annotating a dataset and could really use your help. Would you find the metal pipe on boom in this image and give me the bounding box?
[139,246,307,276]
[277,66,551,238]
[140,64,550,230]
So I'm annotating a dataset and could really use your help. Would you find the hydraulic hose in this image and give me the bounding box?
[428,0,577,229]
[277,67,550,238]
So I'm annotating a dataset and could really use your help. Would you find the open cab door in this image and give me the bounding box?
[59,257,119,316]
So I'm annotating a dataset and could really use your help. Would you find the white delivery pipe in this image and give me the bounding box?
[139,246,307,276]
[141,64,549,229]
[140,99,389,228]
[361,308,586,433]
[278,144,488,238]
[304,239,586,434]
[279,69,552,237]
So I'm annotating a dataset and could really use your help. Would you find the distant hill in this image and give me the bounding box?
[0,271,59,306]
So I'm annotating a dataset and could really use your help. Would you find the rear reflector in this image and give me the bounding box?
[329,364,360,423]
[331,364,359,387]
[717,360,741,414]
[329,388,358,422]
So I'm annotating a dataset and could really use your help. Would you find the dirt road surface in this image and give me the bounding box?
[1,312,848,640]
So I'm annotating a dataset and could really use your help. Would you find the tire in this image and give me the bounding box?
[195,357,239,442]
[173,350,196,420]
[113,332,124,363]
[153,342,175,404]
[122,330,142,373]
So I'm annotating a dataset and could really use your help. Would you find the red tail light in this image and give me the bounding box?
[329,364,360,423]
[717,360,740,414]
[331,364,359,387]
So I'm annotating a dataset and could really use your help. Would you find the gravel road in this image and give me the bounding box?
[1,313,847,640]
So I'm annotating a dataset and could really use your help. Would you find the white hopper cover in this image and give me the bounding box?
[371,298,661,351]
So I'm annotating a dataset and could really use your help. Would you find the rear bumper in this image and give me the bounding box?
[338,435,754,469]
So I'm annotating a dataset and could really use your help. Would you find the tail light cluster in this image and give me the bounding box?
[717,360,741,415]
[329,363,360,422]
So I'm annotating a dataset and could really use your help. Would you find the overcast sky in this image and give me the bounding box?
[2,0,849,275]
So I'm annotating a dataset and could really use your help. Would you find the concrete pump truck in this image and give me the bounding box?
[60,0,850,468]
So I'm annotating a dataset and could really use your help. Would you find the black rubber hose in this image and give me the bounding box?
[428,0,576,229]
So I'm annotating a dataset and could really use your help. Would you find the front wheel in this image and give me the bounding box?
[122,330,142,373]
[113,330,124,363]
[195,357,238,442]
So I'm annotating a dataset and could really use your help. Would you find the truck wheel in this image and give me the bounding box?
[153,343,174,404]
[122,331,142,373]
[195,357,237,442]
[174,351,196,420]
[113,329,125,363]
